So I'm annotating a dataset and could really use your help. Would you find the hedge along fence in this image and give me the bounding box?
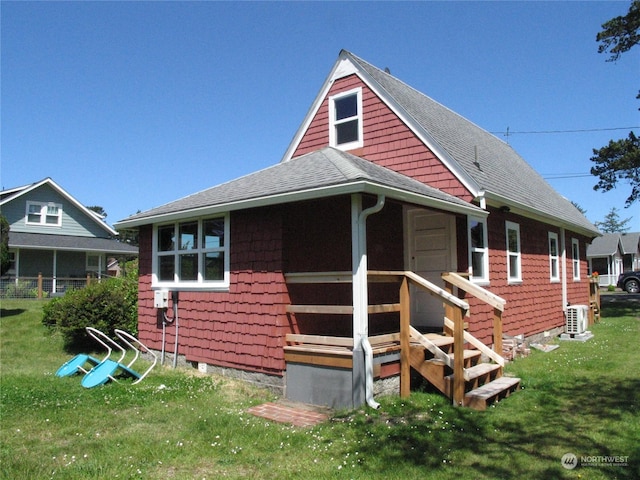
[42,274,138,352]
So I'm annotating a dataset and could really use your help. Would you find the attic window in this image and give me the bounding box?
[26,201,62,226]
[329,87,363,150]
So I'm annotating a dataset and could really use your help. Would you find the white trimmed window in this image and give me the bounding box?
[329,87,363,150]
[572,238,580,280]
[506,221,521,283]
[548,232,560,282]
[153,215,229,290]
[26,201,62,226]
[468,217,489,284]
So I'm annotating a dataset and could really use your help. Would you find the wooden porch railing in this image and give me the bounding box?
[284,270,504,407]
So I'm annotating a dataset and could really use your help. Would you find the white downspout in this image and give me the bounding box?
[352,193,385,409]
[560,228,568,309]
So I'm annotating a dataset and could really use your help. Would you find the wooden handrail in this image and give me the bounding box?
[441,272,506,311]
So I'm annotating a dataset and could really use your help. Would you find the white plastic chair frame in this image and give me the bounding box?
[86,327,127,365]
[114,329,158,384]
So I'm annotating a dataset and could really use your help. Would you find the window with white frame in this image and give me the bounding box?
[572,238,580,280]
[26,201,62,226]
[154,215,229,289]
[468,217,489,283]
[506,221,522,282]
[548,232,560,282]
[329,87,363,150]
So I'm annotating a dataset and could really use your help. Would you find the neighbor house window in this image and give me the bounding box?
[506,222,521,283]
[153,215,229,289]
[548,232,560,282]
[468,217,489,283]
[572,238,580,280]
[87,254,102,274]
[26,201,62,226]
[329,87,363,150]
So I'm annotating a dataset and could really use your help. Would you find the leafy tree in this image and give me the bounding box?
[594,207,632,233]
[592,1,640,207]
[0,215,10,275]
[590,131,640,206]
[571,201,587,215]
[597,0,640,62]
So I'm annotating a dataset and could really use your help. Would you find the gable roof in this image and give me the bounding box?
[0,177,118,236]
[620,232,640,255]
[282,50,599,238]
[586,233,623,257]
[587,231,640,258]
[116,147,486,228]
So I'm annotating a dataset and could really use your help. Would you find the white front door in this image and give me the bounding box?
[405,209,456,330]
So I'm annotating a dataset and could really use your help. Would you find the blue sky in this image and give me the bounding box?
[2,1,638,229]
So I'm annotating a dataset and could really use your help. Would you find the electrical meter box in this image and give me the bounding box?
[154,290,169,309]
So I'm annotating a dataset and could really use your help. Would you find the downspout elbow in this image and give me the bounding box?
[361,337,381,409]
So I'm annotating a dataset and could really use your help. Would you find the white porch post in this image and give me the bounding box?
[52,250,57,294]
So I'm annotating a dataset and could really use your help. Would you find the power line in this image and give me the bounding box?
[543,173,593,180]
[492,126,638,136]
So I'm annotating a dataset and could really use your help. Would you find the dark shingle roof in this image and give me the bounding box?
[117,147,483,226]
[343,51,598,236]
[10,232,138,254]
[620,232,640,255]
[586,233,621,257]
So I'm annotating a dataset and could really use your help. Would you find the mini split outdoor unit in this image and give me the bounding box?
[565,305,588,334]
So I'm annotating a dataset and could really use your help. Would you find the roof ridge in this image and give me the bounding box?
[344,51,511,148]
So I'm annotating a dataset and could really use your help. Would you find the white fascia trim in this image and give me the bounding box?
[359,84,481,198]
[482,191,600,238]
[115,181,486,229]
[279,63,346,164]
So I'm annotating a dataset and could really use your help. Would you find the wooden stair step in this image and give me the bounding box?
[449,350,481,361]
[421,334,454,348]
[446,362,501,382]
[464,376,521,411]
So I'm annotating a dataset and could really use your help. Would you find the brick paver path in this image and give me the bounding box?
[247,402,329,427]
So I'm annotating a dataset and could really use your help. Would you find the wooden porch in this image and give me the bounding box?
[284,271,520,410]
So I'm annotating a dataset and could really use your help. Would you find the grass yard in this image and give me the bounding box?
[1,297,638,479]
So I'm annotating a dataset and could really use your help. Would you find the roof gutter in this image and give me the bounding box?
[480,191,600,238]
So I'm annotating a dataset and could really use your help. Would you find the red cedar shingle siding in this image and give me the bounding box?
[292,75,473,201]
[136,209,290,375]
[462,209,592,345]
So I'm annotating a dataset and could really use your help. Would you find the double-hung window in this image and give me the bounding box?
[571,238,580,280]
[329,87,363,150]
[26,201,62,226]
[548,232,560,282]
[154,215,229,289]
[505,221,521,283]
[468,217,489,284]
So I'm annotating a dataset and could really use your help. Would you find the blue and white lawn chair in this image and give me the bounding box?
[81,329,157,388]
[55,327,125,378]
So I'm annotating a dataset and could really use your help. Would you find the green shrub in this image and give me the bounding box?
[607,284,616,292]
[42,272,138,352]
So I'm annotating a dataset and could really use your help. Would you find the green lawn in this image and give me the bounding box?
[1,297,638,479]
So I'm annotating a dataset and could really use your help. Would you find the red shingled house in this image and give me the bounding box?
[116,51,600,409]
